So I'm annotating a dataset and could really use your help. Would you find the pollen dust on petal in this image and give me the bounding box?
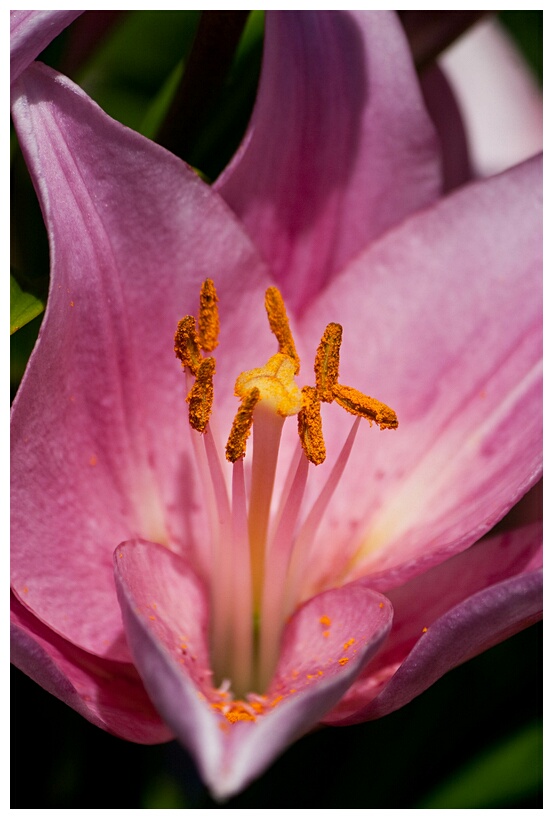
[210,687,290,729]
[211,700,258,725]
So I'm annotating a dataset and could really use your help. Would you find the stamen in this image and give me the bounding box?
[332,384,398,429]
[265,287,300,374]
[187,356,215,432]
[199,279,220,352]
[259,449,309,690]
[174,315,202,375]
[229,458,253,696]
[225,388,261,462]
[285,418,362,616]
[298,386,326,465]
[315,322,342,402]
[203,426,233,682]
[248,404,285,615]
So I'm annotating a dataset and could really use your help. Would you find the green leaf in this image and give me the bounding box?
[10,275,44,335]
[185,10,265,179]
[500,11,543,86]
[76,11,201,132]
[141,773,189,809]
[418,723,542,808]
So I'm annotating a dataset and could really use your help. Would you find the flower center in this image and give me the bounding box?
[174,281,397,699]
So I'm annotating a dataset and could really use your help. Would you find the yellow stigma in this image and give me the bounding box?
[234,353,302,418]
[225,388,261,462]
[315,322,342,402]
[199,279,220,353]
[265,287,300,374]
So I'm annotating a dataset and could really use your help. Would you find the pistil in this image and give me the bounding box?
[174,280,397,701]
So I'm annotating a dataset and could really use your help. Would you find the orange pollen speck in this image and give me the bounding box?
[343,638,355,650]
[338,657,349,666]
[211,696,274,724]
[319,615,332,627]
[323,630,330,638]
[226,708,256,724]
[422,627,428,633]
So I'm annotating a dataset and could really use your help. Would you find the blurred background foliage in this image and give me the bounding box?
[11,10,542,808]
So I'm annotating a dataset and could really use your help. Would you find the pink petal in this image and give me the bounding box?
[216,11,442,311]
[299,154,542,591]
[11,592,172,743]
[10,10,83,82]
[420,64,472,191]
[440,17,543,177]
[114,539,392,799]
[330,568,542,726]
[11,63,271,660]
[325,521,542,723]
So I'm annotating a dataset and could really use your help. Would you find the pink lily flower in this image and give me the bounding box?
[11,12,541,800]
